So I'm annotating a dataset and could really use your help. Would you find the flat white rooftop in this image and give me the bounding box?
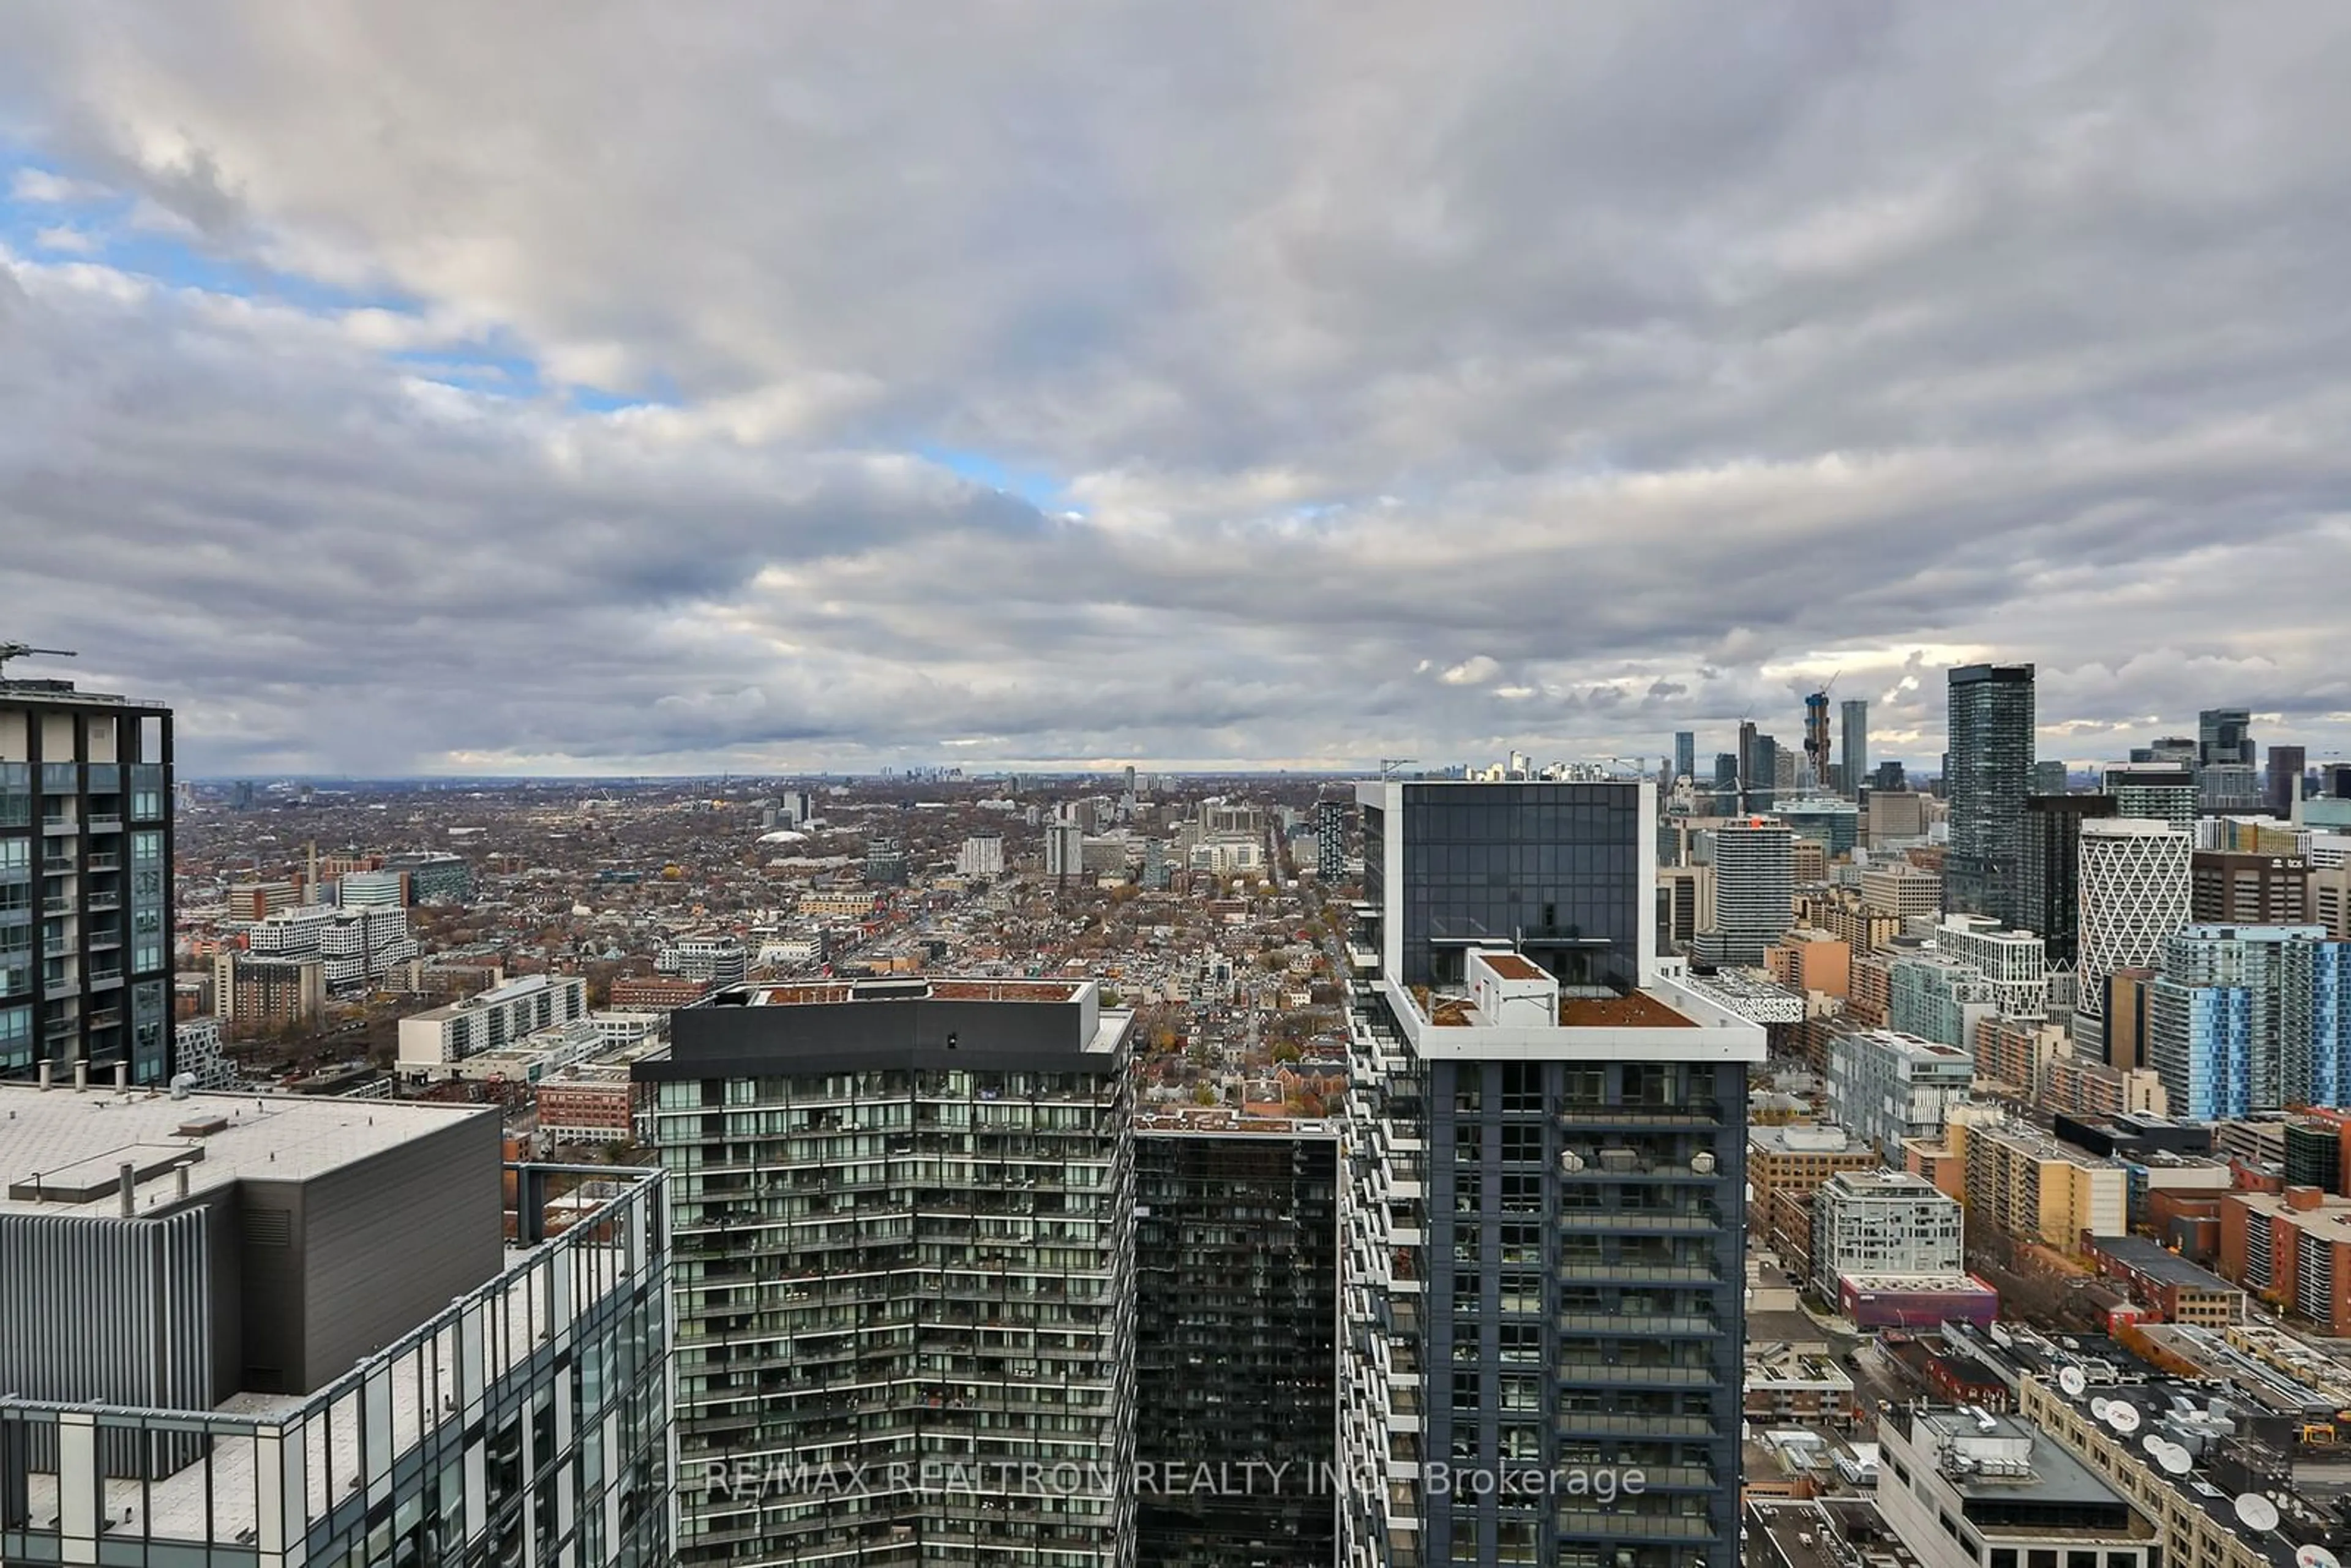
[1,1085,495,1217]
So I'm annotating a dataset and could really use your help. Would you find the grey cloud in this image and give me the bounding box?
[4,2,2351,771]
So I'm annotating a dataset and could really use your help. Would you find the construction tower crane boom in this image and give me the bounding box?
[0,642,78,675]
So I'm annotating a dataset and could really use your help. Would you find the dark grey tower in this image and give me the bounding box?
[1346,778,1765,1567]
[0,669,175,1085]
[1945,663,2036,927]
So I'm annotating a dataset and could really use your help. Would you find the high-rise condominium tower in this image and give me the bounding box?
[2075,819,2193,1060]
[1343,779,1768,1568]
[1,669,174,1084]
[1840,699,1869,801]
[1945,663,2036,928]
[643,978,1137,1566]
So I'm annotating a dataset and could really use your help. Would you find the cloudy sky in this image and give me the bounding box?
[3,4,2348,778]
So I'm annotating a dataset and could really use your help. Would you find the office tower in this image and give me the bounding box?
[1870,760,1907,793]
[2099,762,2198,835]
[1840,699,1869,801]
[2191,850,2311,924]
[1944,662,2036,928]
[1136,1124,1340,1567]
[2198,707,2255,770]
[1777,798,1859,858]
[0,1083,670,1565]
[644,978,1137,1566]
[1,672,174,1084]
[2031,760,2066,796]
[1735,721,1758,814]
[2020,794,2118,966]
[1344,777,1766,1568]
[1673,730,1696,784]
[2131,738,2198,767]
[1316,797,1349,883]
[2075,820,2193,1057]
[2269,744,2308,819]
[2150,924,2351,1116]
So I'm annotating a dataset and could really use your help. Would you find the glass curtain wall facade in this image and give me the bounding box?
[1364,784,1643,991]
[1135,1128,1341,1567]
[1946,664,2036,928]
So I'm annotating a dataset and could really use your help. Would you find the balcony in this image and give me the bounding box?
[43,1014,79,1041]
[40,855,77,875]
[84,814,123,834]
[84,853,120,872]
[40,896,72,916]
[40,816,78,836]
[85,892,121,912]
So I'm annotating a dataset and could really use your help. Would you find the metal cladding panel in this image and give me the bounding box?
[288,1108,504,1393]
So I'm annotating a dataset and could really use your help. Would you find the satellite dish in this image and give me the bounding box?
[2107,1403,2142,1435]
[2060,1367,2088,1398]
[2298,1546,2340,1568]
[2235,1495,2281,1534]
[2090,1398,2112,1420]
[2140,1434,2164,1455]
[2157,1444,2194,1477]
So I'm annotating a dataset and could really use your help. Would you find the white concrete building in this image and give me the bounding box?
[956,833,1005,878]
[1810,1169,1964,1294]
[1877,1408,2158,1568]
[396,972,589,1075]
[655,934,748,986]
[1935,913,2049,1018]
[1827,1028,1975,1160]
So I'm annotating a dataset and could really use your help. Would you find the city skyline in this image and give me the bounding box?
[4,8,2351,775]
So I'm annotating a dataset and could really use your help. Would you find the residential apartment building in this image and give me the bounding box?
[956,833,1006,879]
[656,932,749,987]
[1826,1029,1974,1160]
[2148,923,2351,1117]
[1951,1117,2128,1251]
[213,948,328,1038]
[1888,953,1999,1053]
[1809,1171,1965,1296]
[1694,816,1793,966]
[2099,762,2199,835]
[1343,778,1767,1568]
[1134,1121,1341,1567]
[0,675,174,1084]
[608,973,710,1011]
[2220,1187,2351,1330]
[397,972,590,1076]
[2020,793,2118,966]
[642,977,1138,1566]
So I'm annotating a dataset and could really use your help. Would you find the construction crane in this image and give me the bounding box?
[0,642,77,676]
[1378,757,1418,779]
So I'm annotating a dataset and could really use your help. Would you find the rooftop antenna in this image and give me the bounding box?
[0,642,78,676]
